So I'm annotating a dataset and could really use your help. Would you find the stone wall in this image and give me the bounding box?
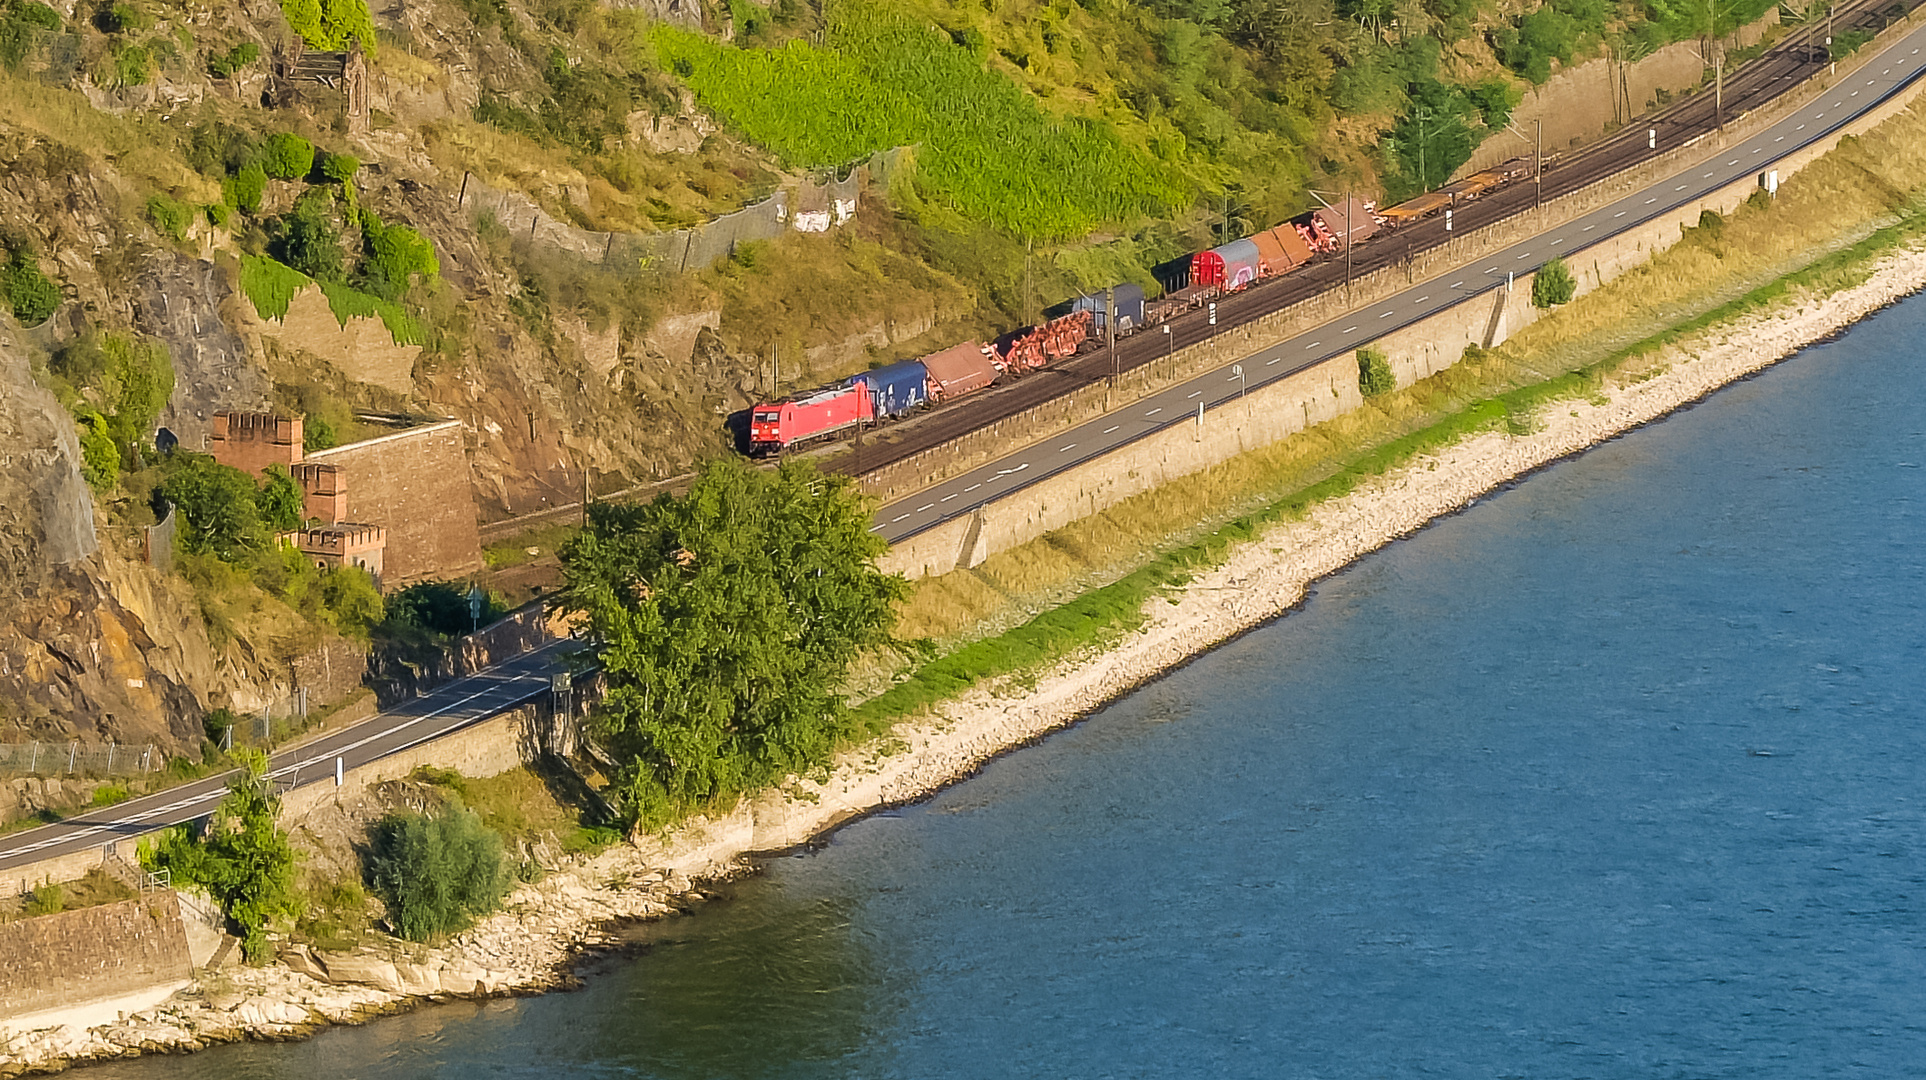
[303,421,484,585]
[0,893,191,1019]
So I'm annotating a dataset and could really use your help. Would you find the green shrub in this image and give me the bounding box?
[98,3,147,33]
[303,414,336,452]
[1533,257,1577,308]
[319,151,360,184]
[144,749,297,963]
[257,463,306,531]
[0,2,62,71]
[1357,347,1395,397]
[21,883,65,917]
[1,245,60,325]
[207,41,260,78]
[73,406,118,491]
[357,215,438,299]
[260,132,315,180]
[146,193,191,241]
[279,0,375,54]
[271,190,344,280]
[205,202,230,228]
[92,783,131,807]
[202,706,238,745]
[96,333,174,446]
[107,42,151,86]
[319,565,385,636]
[367,801,512,941]
[239,252,309,319]
[159,453,265,559]
[225,162,267,213]
[383,579,503,637]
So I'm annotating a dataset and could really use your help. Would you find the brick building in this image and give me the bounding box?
[300,420,484,585]
[284,523,386,579]
[207,412,483,587]
[207,412,301,477]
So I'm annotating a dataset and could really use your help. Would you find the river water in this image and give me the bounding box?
[98,296,1926,1078]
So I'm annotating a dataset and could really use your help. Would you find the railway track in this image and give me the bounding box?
[821,0,1916,482]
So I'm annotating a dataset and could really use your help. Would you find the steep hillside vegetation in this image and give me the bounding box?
[0,0,1784,744]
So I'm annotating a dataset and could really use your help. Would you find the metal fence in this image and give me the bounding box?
[0,742,165,777]
[145,500,175,572]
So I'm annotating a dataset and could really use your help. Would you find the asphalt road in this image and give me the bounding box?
[872,22,1926,545]
[0,638,575,875]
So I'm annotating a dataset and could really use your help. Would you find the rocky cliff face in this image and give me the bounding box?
[0,317,203,744]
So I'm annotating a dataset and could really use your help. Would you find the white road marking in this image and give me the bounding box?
[1484,266,1500,273]
[966,483,982,491]
[1057,443,1076,453]
[1188,391,1203,398]
[1305,340,1321,348]
[1450,281,1465,287]
[1145,407,1163,416]
[1645,197,1656,204]
[1775,136,1785,142]
[915,504,934,513]
[1614,211,1627,218]
[1676,184,1687,191]
[1515,252,1529,259]
[1378,310,1394,317]
[1101,426,1120,435]
[1266,357,1283,365]
[891,513,908,523]
[1415,295,1429,303]
[941,493,958,501]
[1797,124,1806,130]
[1582,225,1595,231]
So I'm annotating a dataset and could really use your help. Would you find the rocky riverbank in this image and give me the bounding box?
[7,240,1926,1077]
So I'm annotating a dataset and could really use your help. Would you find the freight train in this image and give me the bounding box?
[745,160,1534,455]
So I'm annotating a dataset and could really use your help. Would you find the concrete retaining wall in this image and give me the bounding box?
[0,893,191,1018]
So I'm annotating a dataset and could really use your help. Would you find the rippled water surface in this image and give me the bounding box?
[98,297,1926,1078]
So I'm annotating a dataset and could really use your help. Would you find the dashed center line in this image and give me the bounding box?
[941,493,958,501]
[965,483,982,492]
[1102,425,1120,434]
[1187,391,1203,398]
[1378,310,1394,318]
[1305,340,1321,349]
[915,504,934,513]
[1266,356,1283,365]
[890,513,908,523]
[1614,211,1627,218]
[1415,295,1429,303]
[1450,280,1465,287]
[1145,407,1163,416]
[1057,443,1077,453]
[1342,325,1359,333]
[1644,197,1656,204]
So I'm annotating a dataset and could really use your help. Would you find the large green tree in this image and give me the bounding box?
[557,459,905,829]
[145,749,297,963]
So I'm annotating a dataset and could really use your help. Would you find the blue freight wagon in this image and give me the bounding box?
[849,359,929,419]
[1072,284,1146,334]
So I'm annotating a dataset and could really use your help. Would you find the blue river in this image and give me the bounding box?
[99,294,1926,1078]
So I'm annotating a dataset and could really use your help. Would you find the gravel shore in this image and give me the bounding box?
[7,244,1924,1076]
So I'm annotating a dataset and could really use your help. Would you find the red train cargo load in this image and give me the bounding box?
[1312,197,1378,246]
[921,342,1000,401]
[1191,238,1263,290]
